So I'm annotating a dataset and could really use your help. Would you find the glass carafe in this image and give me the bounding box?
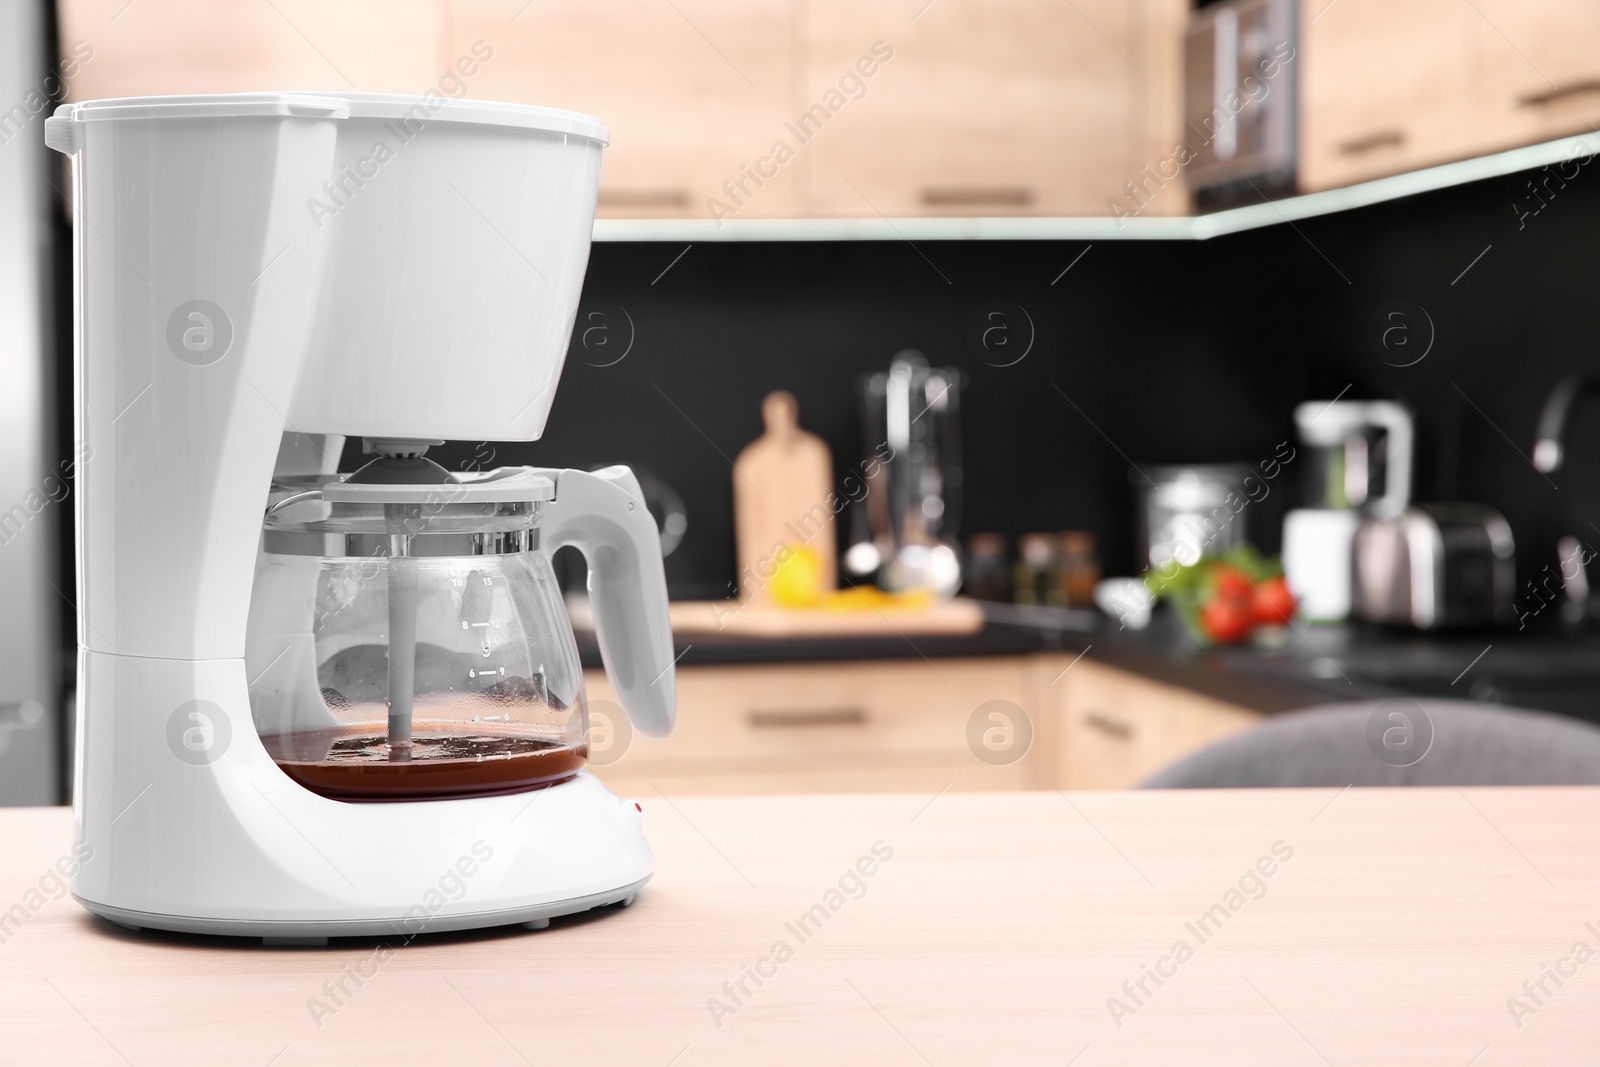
[246,466,587,800]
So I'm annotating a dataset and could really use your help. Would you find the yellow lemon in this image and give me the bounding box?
[769,545,825,607]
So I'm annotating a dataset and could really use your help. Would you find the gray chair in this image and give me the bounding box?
[1141,699,1600,788]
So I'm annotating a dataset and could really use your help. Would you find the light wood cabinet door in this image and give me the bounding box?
[1465,0,1600,159]
[801,0,1189,218]
[449,0,799,219]
[586,656,1041,796]
[1052,657,1260,790]
[1298,0,1478,192]
[62,0,445,99]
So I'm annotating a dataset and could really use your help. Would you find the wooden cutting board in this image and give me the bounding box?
[732,391,837,600]
[669,596,986,637]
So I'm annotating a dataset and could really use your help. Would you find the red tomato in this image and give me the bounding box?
[1202,595,1254,644]
[1250,576,1297,625]
[1212,565,1253,603]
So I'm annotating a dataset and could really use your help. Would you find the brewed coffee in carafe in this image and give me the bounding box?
[247,463,588,800]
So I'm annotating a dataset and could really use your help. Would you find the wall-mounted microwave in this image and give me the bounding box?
[1183,0,1298,205]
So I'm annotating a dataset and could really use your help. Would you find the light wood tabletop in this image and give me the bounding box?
[0,788,1595,1065]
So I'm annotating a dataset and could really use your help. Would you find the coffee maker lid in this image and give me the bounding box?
[52,92,608,145]
[337,93,608,144]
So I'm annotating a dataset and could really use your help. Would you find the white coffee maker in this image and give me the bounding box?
[46,93,676,943]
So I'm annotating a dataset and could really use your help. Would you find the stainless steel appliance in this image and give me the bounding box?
[1282,400,1413,621]
[1353,505,1515,628]
[0,0,63,803]
[1183,0,1297,199]
[850,352,963,597]
[1140,464,1251,570]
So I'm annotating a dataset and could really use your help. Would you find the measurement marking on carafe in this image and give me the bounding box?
[109,383,152,425]
[1049,645,1093,687]
[652,644,693,686]
[251,783,357,888]
[1452,644,1493,685]
[109,782,152,826]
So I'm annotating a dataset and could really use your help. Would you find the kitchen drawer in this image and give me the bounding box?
[1053,658,1260,790]
[584,657,1041,794]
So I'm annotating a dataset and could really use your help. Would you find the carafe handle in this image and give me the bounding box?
[540,466,676,737]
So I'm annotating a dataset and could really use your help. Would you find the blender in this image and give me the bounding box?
[1281,400,1413,621]
[47,93,676,942]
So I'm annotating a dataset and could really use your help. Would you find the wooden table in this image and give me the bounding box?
[0,789,1595,1065]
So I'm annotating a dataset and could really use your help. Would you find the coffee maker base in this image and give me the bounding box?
[76,876,649,946]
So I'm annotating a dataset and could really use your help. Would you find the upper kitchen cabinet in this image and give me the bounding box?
[60,0,445,98]
[801,0,1190,218]
[57,0,1190,221]
[1465,0,1600,158]
[448,0,799,219]
[1298,0,1479,192]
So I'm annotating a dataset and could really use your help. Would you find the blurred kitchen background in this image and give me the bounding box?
[7,0,1600,801]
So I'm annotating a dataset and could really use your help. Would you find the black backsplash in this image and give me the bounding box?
[421,155,1600,601]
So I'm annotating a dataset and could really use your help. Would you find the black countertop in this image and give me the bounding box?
[578,605,1600,723]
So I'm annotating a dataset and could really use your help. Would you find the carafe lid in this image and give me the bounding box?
[263,466,555,558]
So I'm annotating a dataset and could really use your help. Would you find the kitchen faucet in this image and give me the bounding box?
[1533,374,1600,472]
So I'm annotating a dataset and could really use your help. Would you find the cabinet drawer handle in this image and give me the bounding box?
[1083,711,1134,740]
[597,188,689,208]
[1337,129,1406,155]
[920,186,1033,208]
[1520,80,1600,107]
[747,708,868,728]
